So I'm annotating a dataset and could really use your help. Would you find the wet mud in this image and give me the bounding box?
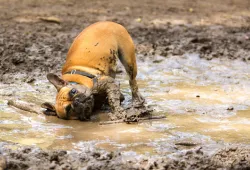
[1,142,250,170]
[1,0,250,169]
[1,56,249,170]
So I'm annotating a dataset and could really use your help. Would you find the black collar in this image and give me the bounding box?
[64,69,96,79]
[64,69,98,93]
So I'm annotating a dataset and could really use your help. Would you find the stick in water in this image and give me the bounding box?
[99,115,166,125]
[175,142,199,146]
[7,100,41,114]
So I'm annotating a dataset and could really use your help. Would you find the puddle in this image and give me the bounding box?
[0,54,250,155]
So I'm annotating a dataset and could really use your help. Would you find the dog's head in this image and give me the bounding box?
[42,73,94,120]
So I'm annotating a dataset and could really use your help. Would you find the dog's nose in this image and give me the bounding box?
[73,98,80,106]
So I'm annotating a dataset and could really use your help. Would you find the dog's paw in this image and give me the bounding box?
[108,111,125,121]
[125,105,154,121]
[125,111,139,122]
[133,93,146,108]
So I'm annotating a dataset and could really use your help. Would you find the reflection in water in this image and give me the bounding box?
[0,54,250,154]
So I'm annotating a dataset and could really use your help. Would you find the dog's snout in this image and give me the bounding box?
[73,98,80,105]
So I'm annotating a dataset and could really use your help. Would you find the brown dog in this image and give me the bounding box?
[42,21,145,121]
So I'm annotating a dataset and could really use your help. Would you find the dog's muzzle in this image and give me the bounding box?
[69,93,94,121]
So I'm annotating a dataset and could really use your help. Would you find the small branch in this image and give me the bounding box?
[99,119,124,125]
[137,115,166,121]
[99,115,166,125]
[39,16,61,24]
[175,142,198,147]
[7,100,41,114]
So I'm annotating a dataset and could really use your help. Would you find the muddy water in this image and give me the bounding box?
[0,54,250,156]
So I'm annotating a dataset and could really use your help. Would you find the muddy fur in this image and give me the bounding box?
[71,93,95,120]
[92,76,152,121]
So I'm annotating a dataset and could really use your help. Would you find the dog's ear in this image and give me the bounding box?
[41,102,57,116]
[47,73,68,91]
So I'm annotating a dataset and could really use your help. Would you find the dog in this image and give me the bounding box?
[42,21,146,121]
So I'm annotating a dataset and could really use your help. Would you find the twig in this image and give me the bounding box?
[7,100,41,114]
[175,142,198,146]
[99,119,124,125]
[39,16,61,24]
[138,115,166,121]
[99,115,166,125]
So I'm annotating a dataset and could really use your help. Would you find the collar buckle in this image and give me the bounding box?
[70,70,76,74]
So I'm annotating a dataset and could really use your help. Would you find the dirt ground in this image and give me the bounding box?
[1,0,250,169]
[1,142,250,170]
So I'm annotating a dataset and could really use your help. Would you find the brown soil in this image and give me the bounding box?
[1,0,250,169]
[1,142,250,170]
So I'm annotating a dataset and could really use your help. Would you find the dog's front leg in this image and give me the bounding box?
[96,76,127,120]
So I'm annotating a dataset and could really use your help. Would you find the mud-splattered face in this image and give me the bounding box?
[43,73,94,120]
[55,85,94,120]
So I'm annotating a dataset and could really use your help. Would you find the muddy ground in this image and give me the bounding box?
[1,142,250,170]
[1,0,250,169]
[1,0,250,83]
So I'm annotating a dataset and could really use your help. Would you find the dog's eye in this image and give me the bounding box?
[70,88,77,96]
[69,88,78,99]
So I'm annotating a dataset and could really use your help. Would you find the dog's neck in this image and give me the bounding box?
[61,66,101,89]
[62,74,94,89]
[62,66,102,76]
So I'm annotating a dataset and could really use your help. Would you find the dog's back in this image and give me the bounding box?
[62,21,135,78]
